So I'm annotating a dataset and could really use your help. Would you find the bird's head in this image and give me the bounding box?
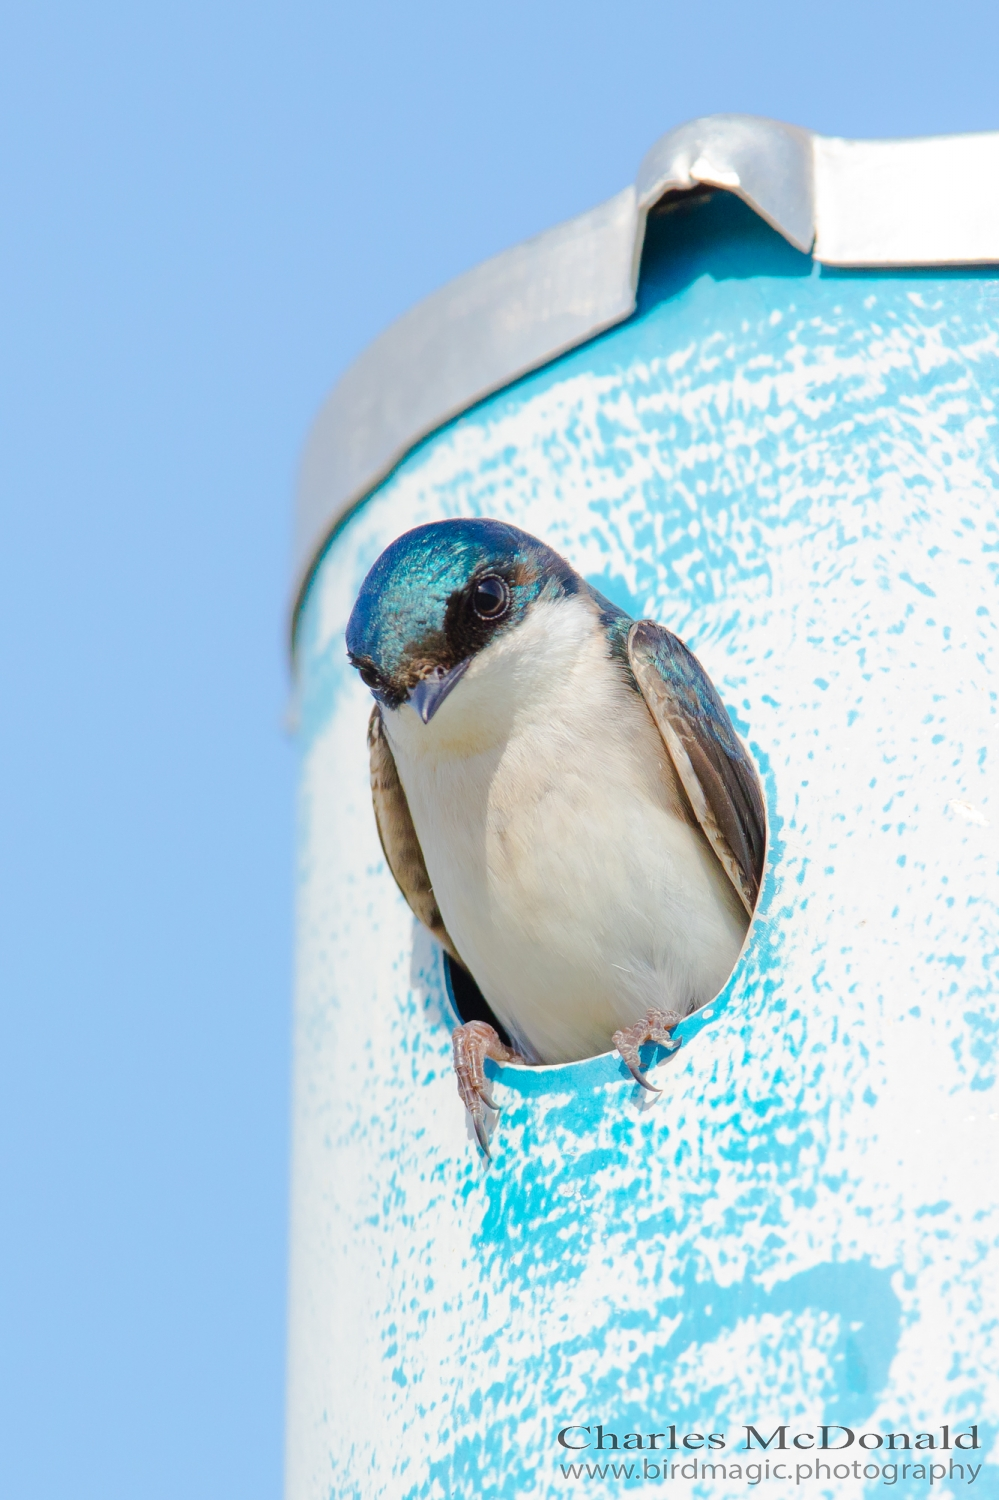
[346,518,586,724]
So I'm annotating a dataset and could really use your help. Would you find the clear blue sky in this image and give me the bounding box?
[0,3,995,1496]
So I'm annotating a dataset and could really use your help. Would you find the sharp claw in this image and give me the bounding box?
[472,1113,491,1157]
[453,1020,528,1157]
[625,1059,662,1093]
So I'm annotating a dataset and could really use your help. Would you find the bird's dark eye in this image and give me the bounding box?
[471,575,510,620]
[357,664,380,689]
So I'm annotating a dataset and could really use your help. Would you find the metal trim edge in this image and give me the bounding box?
[291,114,999,639]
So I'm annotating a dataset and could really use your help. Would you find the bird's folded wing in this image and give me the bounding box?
[367,705,464,964]
[627,621,766,916]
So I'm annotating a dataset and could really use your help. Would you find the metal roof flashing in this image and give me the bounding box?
[291,113,999,642]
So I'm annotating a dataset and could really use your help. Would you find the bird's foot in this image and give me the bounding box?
[452,1020,525,1158]
[612,1009,684,1094]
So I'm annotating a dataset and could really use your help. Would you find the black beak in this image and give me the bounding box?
[408,659,472,723]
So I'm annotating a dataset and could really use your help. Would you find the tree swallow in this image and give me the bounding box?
[346,519,765,1153]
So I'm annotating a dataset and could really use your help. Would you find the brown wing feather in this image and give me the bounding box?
[367,705,464,965]
[627,621,766,916]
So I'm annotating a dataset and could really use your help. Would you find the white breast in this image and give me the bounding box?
[383,596,748,1064]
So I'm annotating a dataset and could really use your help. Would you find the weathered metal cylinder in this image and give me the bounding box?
[285,117,999,1498]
